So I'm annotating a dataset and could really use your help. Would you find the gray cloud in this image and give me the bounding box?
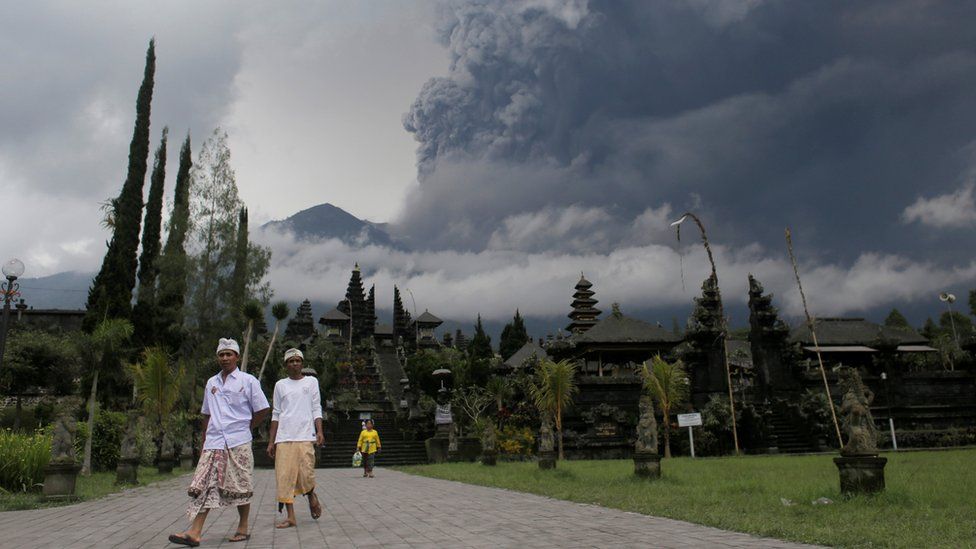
[399,0,976,263]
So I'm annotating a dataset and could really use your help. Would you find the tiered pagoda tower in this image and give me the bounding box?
[365,284,377,337]
[566,273,601,334]
[337,264,370,343]
[283,299,316,344]
[393,286,412,346]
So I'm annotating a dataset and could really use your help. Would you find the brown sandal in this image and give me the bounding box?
[308,492,322,520]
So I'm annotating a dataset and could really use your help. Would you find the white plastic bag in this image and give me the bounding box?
[352,451,362,467]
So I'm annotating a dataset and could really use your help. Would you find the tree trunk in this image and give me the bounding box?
[662,406,671,458]
[256,322,280,385]
[82,370,99,475]
[240,321,254,372]
[13,394,22,431]
[556,405,564,460]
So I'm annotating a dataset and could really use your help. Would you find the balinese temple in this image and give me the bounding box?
[789,317,934,371]
[566,274,601,334]
[283,299,316,345]
[499,340,546,373]
[410,310,443,349]
[318,307,350,346]
[337,264,371,343]
[566,303,682,376]
[392,286,412,347]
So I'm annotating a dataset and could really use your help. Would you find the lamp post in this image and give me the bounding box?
[403,288,419,348]
[670,214,740,455]
[880,372,897,451]
[0,258,25,373]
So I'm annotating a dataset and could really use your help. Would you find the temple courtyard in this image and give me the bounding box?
[0,468,817,548]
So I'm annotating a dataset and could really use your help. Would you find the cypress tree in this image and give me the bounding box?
[499,309,529,360]
[228,207,249,334]
[883,308,910,329]
[132,127,168,347]
[466,314,493,387]
[156,134,192,354]
[84,39,156,332]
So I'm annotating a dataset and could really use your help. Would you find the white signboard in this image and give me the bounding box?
[677,413,702,427]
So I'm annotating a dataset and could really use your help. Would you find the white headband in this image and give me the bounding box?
[284,348,304,362]
[216,338,240,355]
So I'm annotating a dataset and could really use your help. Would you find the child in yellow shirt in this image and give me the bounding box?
[356,419,381,478]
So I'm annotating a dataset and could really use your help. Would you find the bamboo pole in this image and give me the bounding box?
[672,213,740,455]
[785,228,843,448]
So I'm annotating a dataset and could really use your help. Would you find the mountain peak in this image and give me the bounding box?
[262,202,399,248]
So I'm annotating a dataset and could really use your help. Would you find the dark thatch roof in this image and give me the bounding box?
[318,308,350,322]
[789,318,927,346]
[503,341,547,369]
[414,310,442,324]
[573,311,682,345]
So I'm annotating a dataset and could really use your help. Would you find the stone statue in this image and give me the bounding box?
[838,367,878,456]
[448,423,458,452]
[635,395,659,454]
[539,413,555,453]
[120,411,140,461]
[50,412,77,465]
[160,432,175,460]
[481,423,497,452]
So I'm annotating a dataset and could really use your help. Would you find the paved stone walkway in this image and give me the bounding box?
[0,468,822,548]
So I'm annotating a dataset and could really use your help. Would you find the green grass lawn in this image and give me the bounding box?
[397,450,976,548]
[0,466,186,512]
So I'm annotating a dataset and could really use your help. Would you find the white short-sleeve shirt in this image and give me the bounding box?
[272,376,323,443]
[201,367,270,450]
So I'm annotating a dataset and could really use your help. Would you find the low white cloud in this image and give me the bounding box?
[902,182,976,228]
[255,226,976,324]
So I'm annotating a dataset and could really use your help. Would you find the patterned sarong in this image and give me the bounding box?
[275,441,316,504]
[185,444,254,519]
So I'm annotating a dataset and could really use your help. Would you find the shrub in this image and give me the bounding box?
[498,425,535,456]
[75,409,126,471]
[0,429,50,492]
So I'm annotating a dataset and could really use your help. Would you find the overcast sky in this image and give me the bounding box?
[5,1,976,327]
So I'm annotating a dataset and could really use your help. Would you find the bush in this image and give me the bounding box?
[0,401,58,432]
[75,410,126,471]
[0,429,50,492]
[497,425,535,456]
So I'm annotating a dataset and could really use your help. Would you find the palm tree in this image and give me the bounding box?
[642,355,689,458]
[485,376,513,418]
[129,346,184,461]
[239,300,263,372]
[530,358,578,460]
[77,318,134,475]
[257,301,289,384]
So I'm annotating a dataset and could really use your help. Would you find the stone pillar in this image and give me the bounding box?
[115,458,140,485]
[538,450,557,470]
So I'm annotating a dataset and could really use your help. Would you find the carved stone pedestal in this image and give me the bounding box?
[834,455,887,495]
[116,457,140,485]
[633,450,661,479]
[481,449,497,466]
[43,462,81,500]
[538,450,556,470]
[157,457,176,474]
[425,436,449,464]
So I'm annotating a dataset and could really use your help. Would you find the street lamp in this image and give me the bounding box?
[403,288,419,348]
[670,213,740,455]
[0,258,25,373]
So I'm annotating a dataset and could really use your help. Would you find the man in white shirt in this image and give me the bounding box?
[169,338,270,547]
[267,348,324,528]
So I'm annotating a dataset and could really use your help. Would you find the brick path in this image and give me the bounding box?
[0,468,822,548]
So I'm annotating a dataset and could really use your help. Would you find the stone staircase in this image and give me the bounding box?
[319,417,427,468]
[768,413,816,454]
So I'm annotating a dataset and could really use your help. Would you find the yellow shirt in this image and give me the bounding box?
[357,430,381,454]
